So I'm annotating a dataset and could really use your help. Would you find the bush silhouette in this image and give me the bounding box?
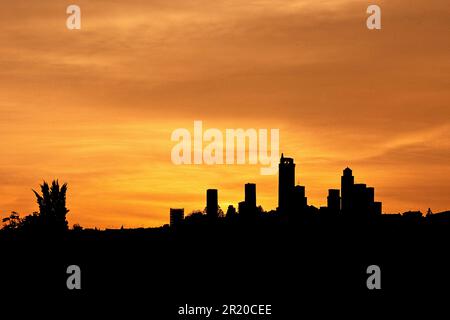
[2,211,22,231]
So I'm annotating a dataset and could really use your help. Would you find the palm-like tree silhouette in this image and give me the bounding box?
[32,180,69,232]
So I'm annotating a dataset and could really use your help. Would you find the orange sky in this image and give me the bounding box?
[0,0,449,228]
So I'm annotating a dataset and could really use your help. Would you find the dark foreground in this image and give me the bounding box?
[1,218,449,318]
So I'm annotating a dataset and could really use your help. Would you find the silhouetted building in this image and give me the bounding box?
[353,183,368,217]
[319,206,329,217]
[226,205,236,218]
[240,183,258,218]
[340,168,382,220]
[367,187,375,203]
[372,201,382,216]
[278,154,295,212]
[292,185,307,213]
[206,189,218,218]
[245,183,256,210]
[170,208,184,227]
[238,201,246,215]
[327,189,340,215]
[341,167,354,216]
[366,187,380,217]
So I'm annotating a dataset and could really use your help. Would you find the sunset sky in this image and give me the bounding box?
[0,0,449,228]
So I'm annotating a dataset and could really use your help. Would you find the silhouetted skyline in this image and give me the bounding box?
[2,153,448,234]
[168,154,448,228]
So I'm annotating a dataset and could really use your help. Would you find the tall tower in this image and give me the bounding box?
[341,167,354,216]
[245,183,256,210]
[206,189,218,218]
[278,153,295,212]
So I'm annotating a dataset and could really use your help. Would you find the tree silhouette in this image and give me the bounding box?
[2,211,22,231]
[32,180,69,233]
